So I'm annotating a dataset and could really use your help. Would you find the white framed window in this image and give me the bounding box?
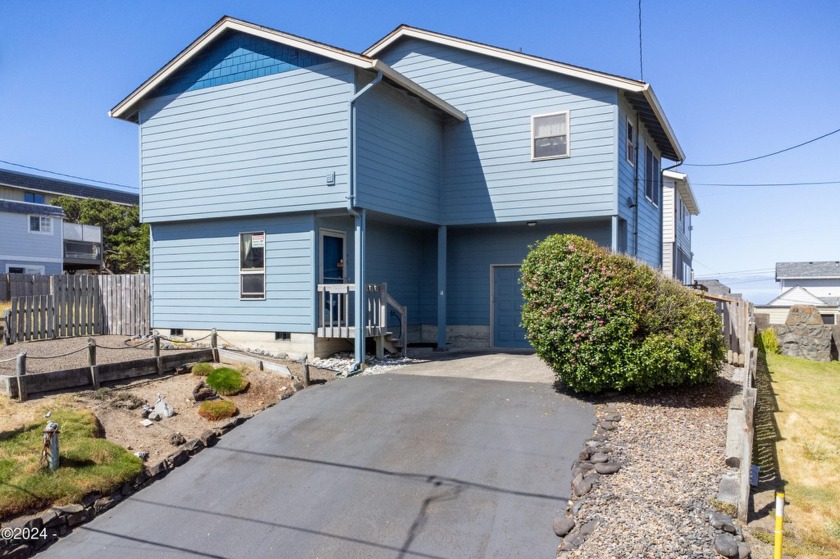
[29,215,52,234]
[644,146,660,206]
[240,231,265,300]
[531,111,569,160]
[626,118,636,165]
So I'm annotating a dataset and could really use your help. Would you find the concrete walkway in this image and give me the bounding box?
[41,359,590,559]
[397,349,556,383]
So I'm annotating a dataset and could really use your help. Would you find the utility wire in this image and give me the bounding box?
[693,180,840,187]
[638,0,644,81]
[683,126,840,167]
[0,159,138,190]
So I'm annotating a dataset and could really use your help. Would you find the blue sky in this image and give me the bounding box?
[2,1,838,303]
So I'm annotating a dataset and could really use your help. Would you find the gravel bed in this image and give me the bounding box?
[310,352,423,375]
[561,366,740,558]
[0,335,196,375]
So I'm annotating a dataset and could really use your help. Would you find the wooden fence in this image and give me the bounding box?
[703,292,758,522]
[0,274,51,301]
[3,274,150,344]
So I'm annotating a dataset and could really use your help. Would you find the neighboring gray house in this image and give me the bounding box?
[110,17,685,365]
[662,170,698,284]
[756,261,840,325]
[0,169,138,274]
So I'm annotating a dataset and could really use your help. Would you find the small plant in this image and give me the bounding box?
[111,392,145,410]
[756,329,781,355]
[711,497,737,517]
[91,387,113,400]
[191,362,215,377]
[197,400,238,421]
[206,367,249,396]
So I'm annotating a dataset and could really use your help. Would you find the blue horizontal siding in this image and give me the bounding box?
[355,81,443,223]
[447,221,611,326]
[0,213,63,268]
[139,61,354,223]
[378,38,619,225]
[151,214,314,331]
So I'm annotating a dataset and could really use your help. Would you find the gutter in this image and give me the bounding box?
[345,71,383,373]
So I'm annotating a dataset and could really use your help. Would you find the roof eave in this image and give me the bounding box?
[372,61,466,121]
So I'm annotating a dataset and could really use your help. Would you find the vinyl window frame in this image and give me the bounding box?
[28,215,53,235]
[625,117,636,166]
[239,231,266,300]
[531,111,570,160]
[644,146,660,207]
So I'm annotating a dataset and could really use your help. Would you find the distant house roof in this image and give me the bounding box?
[0,169,138,206]
[775,261,840,280]
[767,286,839,308]
[662,170,699,214]
[0,199,66,218]
[110,16,466,124]
[364,25,684,161]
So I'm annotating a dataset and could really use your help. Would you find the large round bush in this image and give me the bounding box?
[520,234,724,393]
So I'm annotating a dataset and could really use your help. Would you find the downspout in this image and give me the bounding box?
[346,70,383,372]
[632,114,640,256]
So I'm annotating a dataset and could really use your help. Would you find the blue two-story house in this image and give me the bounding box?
[110,17,684,367]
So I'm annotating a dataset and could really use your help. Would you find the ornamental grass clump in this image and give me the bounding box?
[191,362,215,377]
[205,367,249,396]
[197,400,238,421]
[520,234,724,393]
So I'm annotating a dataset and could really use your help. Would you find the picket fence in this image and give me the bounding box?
[2,274,150,343]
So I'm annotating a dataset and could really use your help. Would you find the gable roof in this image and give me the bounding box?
[663,170,699,214]
[364,25,684,162]
[110,16,465,123]
[0,169,138,205]
[776,261,840,280]
[767,286,836,307]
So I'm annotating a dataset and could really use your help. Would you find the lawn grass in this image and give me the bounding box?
[0,408,142,519]
[206,367,249,396]
[766,353,840,557]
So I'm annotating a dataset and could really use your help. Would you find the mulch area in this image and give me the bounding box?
[0,336,196,375]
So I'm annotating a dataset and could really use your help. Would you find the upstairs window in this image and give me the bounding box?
[25,192,45,204]
[532,112,569,159]
[29,215,52,234]
[240,231,265,299]
[626,118,636,165]
[644,146,660,206]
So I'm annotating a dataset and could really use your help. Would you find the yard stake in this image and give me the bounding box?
[211,329,219,363]
[16,350,26,402]
[774,491,784,559]
[88,338,99,389]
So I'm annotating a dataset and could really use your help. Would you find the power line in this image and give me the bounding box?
[693,180,840,187]
[683,126,840,167]
[637,0,644,81]
[0,159,138,191]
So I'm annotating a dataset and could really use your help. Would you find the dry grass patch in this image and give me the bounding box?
[191,362,215,377]
[767,353,840,557]
[0,408,142,519]
[197,400,238,421]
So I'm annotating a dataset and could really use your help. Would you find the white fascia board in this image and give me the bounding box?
[664,169,699,215]
[372,60,467,121]
[365,27,647,92]
[110,17,375,121]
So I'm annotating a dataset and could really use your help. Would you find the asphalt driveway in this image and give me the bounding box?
[41,364,592,558]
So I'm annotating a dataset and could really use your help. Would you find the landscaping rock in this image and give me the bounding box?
[559,533,585,551]
[714,533,739,557]
[166,449,189,467]
[37,510,60,528]
[589,452,609,463]
[709,511,737,534]
[217,419,238,433]
[94,495,121,514]
[737,542,752,558]
[199,429,217,446]
[573,477,593,497]
[595,462,621,474]
[192,382,217,402]
[183,438,205,454]
[168,432,186,446]
[134,450,149,461]
[52,504,84,516]
[3,544,31,559]
[604,413,621,422]
[145,461,169,478]
[578,520,597,536]
[552,517,575,537]
[65,510,89,527]
[599,420,617,431]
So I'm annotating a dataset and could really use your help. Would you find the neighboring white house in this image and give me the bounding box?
[756,261,840,324]
[662,170,699,284]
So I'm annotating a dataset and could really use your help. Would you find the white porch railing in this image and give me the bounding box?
[316,283,407,355]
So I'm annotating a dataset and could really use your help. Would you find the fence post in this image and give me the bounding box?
[16,351,27,402]
[211,329,219,363]
[88,338,100,389]
[153,332,163,375]
[2,309,9,346]
[303,354,310,388]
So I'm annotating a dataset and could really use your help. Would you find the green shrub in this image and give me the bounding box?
[756,329,781,355]
[191,362,215,377]
[205,367,249,396]
[197,400,238,421]
[520,234,724,393]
